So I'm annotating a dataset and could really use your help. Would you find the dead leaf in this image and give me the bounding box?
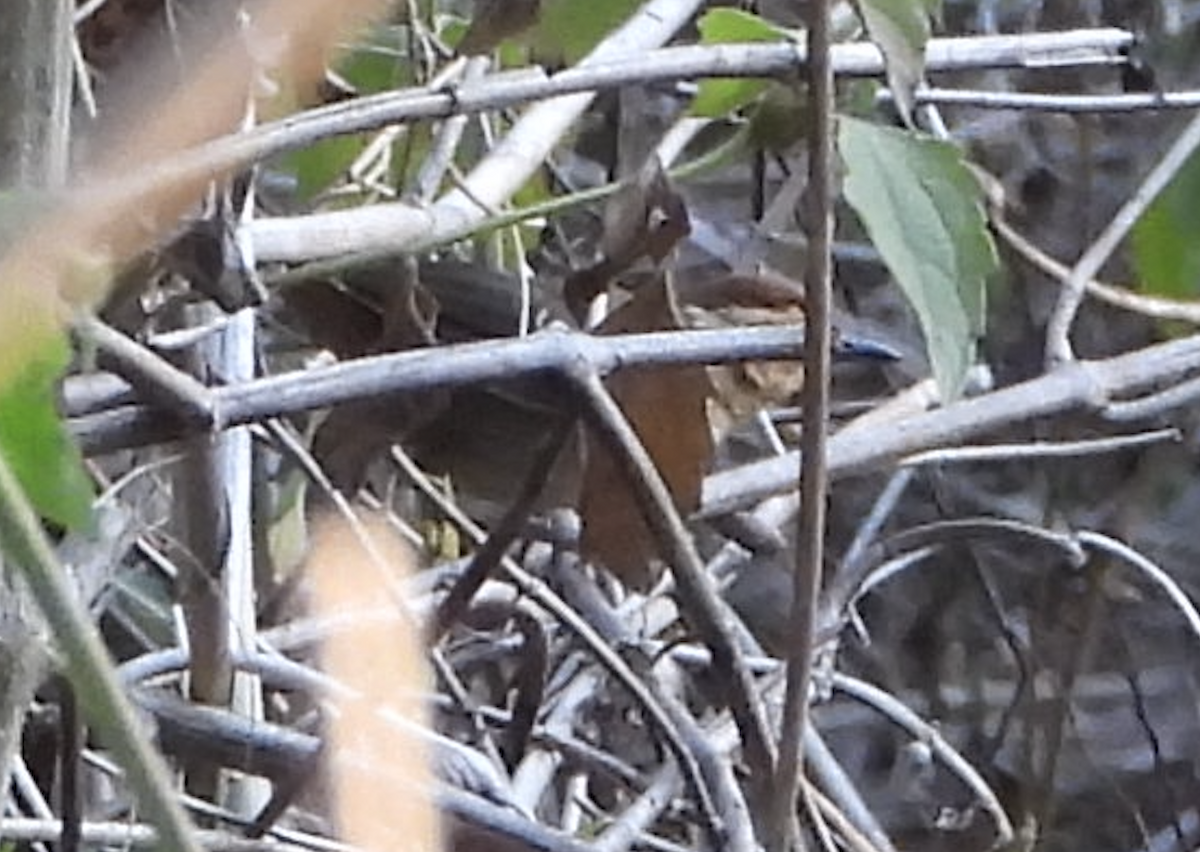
[580,275,713,588]
[564,157,690,323]
[675,271,807,432]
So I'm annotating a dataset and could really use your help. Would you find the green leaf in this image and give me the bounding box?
[336,25,410,94]
[691,78,769,120]
[839,116,995,399]
[0,330,93,530]
[853,0,939,124]
[283,134,368,201]
[698,7,787,42]
[1132,151,1200,299]
[690,9,785,119]
[531,0,641,65]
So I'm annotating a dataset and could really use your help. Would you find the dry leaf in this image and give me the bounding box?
[676,271,808,432]
[563,157,690,323]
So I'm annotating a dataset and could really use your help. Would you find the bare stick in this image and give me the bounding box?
[68,324,816,453]
[769,0,833,846]
[75,316,215,427]
[0,455,204,852]
[992,214,1200,324]
[909,86,1200,113]
[240,28,1131,264]
[1044,108,1200,366]
[565,361,777,821]
[429,415,574,641]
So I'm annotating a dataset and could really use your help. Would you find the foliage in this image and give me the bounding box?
[852,0,940,122]
[1133,150,1200,300]
[840,116,995,398]
[0,329,92,530]
[689,8,785,118]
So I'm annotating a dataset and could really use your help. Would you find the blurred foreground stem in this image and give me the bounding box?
[0,450,203,852]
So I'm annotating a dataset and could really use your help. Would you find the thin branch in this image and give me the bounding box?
[1044,108,1200,366]
[554,559,760,852]
[830,673,1014,847]
[247,0,706,263]
[898,427,1179,465]
[74,315,215,427]
[389,446,730,843]
[0,454,204,852]
[1102,373,1200,422]
[1076,531,1200,646]
[907,87,1200,112]
[770,0,834,845]
[992,214,1200,325]
[0,819,316,852]
[564,362,777,822]
[89,30,1130,241]
[68,324,815,453]
[429,414,575,641]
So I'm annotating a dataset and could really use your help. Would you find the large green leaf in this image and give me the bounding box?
[0,329,93,530]
[1132,151,1200,300]
[852,0,939,124]
[839,116,995,399]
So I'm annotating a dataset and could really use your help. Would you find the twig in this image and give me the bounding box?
[830,673,1015,846]
[898,427,1180,465]
[1077,531,1200,645]
[430,414,575,641]
[1045,108,1200,366]
[0,819,316,852]
[0,454,204,852]
[804,729,896,852]
[992,214,1200,325]
[907,87,1200,112]
[72,30,1127,247]
[390,446,729,842]
[564,362,777,821]
[244,27,1131,263]
[839,520,1086,631]
[249,0,706,264]
[802,778,889,852]
[770,0,834,845]
[407,56,491,204]
[74,315,215,427]
[1102,374,1200,422]
[69,324,816,453]
[550,556,759,852]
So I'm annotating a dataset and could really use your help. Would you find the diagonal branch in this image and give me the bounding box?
[564,360,777,818]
